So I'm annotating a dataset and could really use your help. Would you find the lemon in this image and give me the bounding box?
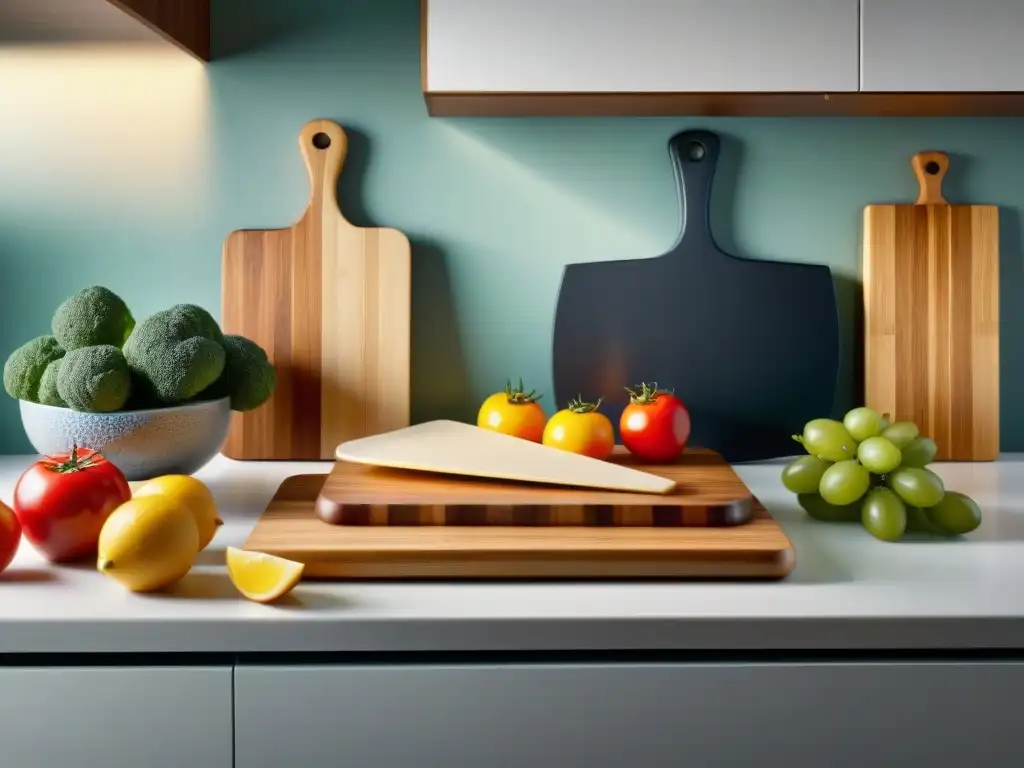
[134,474,222,551]
[226,547,304,603]
[97,496,199,592]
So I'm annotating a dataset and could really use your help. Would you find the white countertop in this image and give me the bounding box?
[1,453,1023,655]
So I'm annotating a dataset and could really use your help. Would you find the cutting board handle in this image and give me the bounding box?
[669,130,721,251]
[911,151,949,205]
[298,119,348,216]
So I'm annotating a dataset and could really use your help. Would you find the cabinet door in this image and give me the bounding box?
[861,0,1024,91]
[0,666,233,768]
[424,0,860,93]
[236,661,1023,768]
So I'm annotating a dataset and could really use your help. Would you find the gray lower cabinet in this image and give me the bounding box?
[235,661,1024,767]
[0,665,233,768]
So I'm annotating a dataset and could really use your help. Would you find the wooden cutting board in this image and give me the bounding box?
[316,446,752,526]
[221,119,412,460]
[863,151,999,461]
[243,474,795,580]
[335,420,676,495]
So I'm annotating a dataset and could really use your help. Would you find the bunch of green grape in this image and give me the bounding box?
[781,407,982,542]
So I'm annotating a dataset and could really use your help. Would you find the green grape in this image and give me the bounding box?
[861,487,907,542]
[905,505,953,535]
[905,505,935,533]
[924,491,982,535]
[797,493,861,523]
[794,418,857,462]
[900,436,938,468]
[781,456,832,494]
[819,459,871,506]
[879,414,891,430]
[856,436,902,474]
[843,406,885,442]
[881,421,919,450]
[886,467,945,508]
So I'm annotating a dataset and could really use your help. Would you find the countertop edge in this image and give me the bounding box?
[4,616,1024,656]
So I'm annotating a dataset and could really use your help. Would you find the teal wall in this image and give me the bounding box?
[1,0,1022,454]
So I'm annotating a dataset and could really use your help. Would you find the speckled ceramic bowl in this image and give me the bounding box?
[19,397,231,481]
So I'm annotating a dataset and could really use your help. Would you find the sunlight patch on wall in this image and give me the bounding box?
[0,44,211,227]
[432,120,664,266]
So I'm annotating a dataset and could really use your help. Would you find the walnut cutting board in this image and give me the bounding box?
[316,446,752,526]
[221,119,411,460]
[863,151,999,461]
[243,474,795,580]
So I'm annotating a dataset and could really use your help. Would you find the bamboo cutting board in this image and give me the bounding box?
[316,446,753,526]
[221,119,412,460]
[244,474,795,580]
[863,151,999,461]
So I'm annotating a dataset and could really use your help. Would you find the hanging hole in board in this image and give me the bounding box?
[925,161,941,175]
[686,141,706,162]
[312,132,332,150]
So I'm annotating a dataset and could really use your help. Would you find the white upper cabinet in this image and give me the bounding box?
[861,0,1024,92]
[424,0,861,94]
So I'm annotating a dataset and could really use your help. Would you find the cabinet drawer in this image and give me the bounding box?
[424,0,860,94]
[0,666,233,768]
[235,661,1022,767]
[861,0,1024,92]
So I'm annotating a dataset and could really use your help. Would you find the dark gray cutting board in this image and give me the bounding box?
[551,130,840,463]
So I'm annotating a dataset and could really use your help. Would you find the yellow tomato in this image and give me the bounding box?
[542,397,615,460]
[477,378,547,442]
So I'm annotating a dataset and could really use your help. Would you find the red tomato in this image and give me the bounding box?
[0,501,21,575]
[13,447,131,563]
[620,382,691,463]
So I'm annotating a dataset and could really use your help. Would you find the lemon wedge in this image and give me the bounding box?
[226,547,304,603]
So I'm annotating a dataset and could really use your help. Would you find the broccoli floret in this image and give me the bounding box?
[52,286,135,351]
[156,303,224,346]
[38,358,67,407]
[201,335,276,412]
[123,305,226,404]
[56,345,131,412]
[3,335,66,402]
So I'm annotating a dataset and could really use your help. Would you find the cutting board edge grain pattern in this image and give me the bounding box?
[221,119,412,461]
[244,474,796,580]
[334,420,679,495]
[862,150,999,462]
[316,444,753,527]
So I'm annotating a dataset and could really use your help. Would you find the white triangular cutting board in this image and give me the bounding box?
[334,420,677,495]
